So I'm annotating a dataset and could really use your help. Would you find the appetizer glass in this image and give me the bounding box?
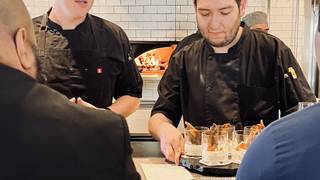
[184,126,209,157]
[217,124,235,159]
[232,130,248,164]
[201,130,228,164]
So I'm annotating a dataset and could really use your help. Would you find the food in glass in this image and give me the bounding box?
[201,128,228,164]
[184,122,208,157]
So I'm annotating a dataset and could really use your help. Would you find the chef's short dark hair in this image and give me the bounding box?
[193,0,241,7]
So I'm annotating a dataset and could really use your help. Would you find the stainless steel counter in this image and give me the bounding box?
[127,101,185,136]
[127,101,154,135]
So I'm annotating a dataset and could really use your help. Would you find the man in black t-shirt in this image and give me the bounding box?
[33,0,143,117]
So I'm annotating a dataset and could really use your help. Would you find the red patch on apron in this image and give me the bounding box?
[97,68,103,74]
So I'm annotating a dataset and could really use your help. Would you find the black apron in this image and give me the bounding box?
[37,14,114,108]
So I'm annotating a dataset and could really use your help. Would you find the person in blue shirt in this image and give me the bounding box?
[236,10,320,180]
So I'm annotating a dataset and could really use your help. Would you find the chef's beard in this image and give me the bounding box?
[206,25,240,48]
[197,13,242,48]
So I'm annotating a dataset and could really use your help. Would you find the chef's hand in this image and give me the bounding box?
[158,123,184,165]
[70,97,98,109]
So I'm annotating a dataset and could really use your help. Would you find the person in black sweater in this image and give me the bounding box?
[0,0,140,179]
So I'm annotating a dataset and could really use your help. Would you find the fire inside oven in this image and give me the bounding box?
[131,41,178,75]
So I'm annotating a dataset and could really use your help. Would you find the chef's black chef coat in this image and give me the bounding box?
[151,25,316,128]
[33,10,142,108]
[171,30,202,56]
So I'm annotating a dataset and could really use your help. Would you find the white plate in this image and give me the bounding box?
[181,154,202,159]
[199,159,232,166]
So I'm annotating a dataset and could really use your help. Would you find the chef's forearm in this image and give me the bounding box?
[148,113,173,141]
[108,95,140,118]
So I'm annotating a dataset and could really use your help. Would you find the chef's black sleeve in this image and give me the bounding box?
[114,30,143,99]
[278,47,316,116]
[151,53,183,127]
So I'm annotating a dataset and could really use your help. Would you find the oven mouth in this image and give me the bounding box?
[130,41,178,76]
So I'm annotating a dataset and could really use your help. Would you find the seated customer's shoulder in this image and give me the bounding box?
[21,83,125,126]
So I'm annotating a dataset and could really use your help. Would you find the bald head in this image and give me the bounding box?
[0,0,35,41]
[0,0,38,78]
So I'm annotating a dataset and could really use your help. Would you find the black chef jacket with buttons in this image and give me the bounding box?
[151,26,316,128]
[33,13,142,109]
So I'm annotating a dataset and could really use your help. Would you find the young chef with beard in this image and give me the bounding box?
[149,0,316,164]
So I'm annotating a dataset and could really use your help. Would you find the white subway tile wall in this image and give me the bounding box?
[23,0,306,101]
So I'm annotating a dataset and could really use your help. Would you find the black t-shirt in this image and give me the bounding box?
[47,17,97,50]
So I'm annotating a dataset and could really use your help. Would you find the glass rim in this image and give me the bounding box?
[234,130,246,134]
[202,130,228,136]
[187,126,209,131]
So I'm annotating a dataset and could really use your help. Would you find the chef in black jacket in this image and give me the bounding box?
[149,0,316,164]
[171,30,202,56]
[33,0,142,117]
[0,0,140,179]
